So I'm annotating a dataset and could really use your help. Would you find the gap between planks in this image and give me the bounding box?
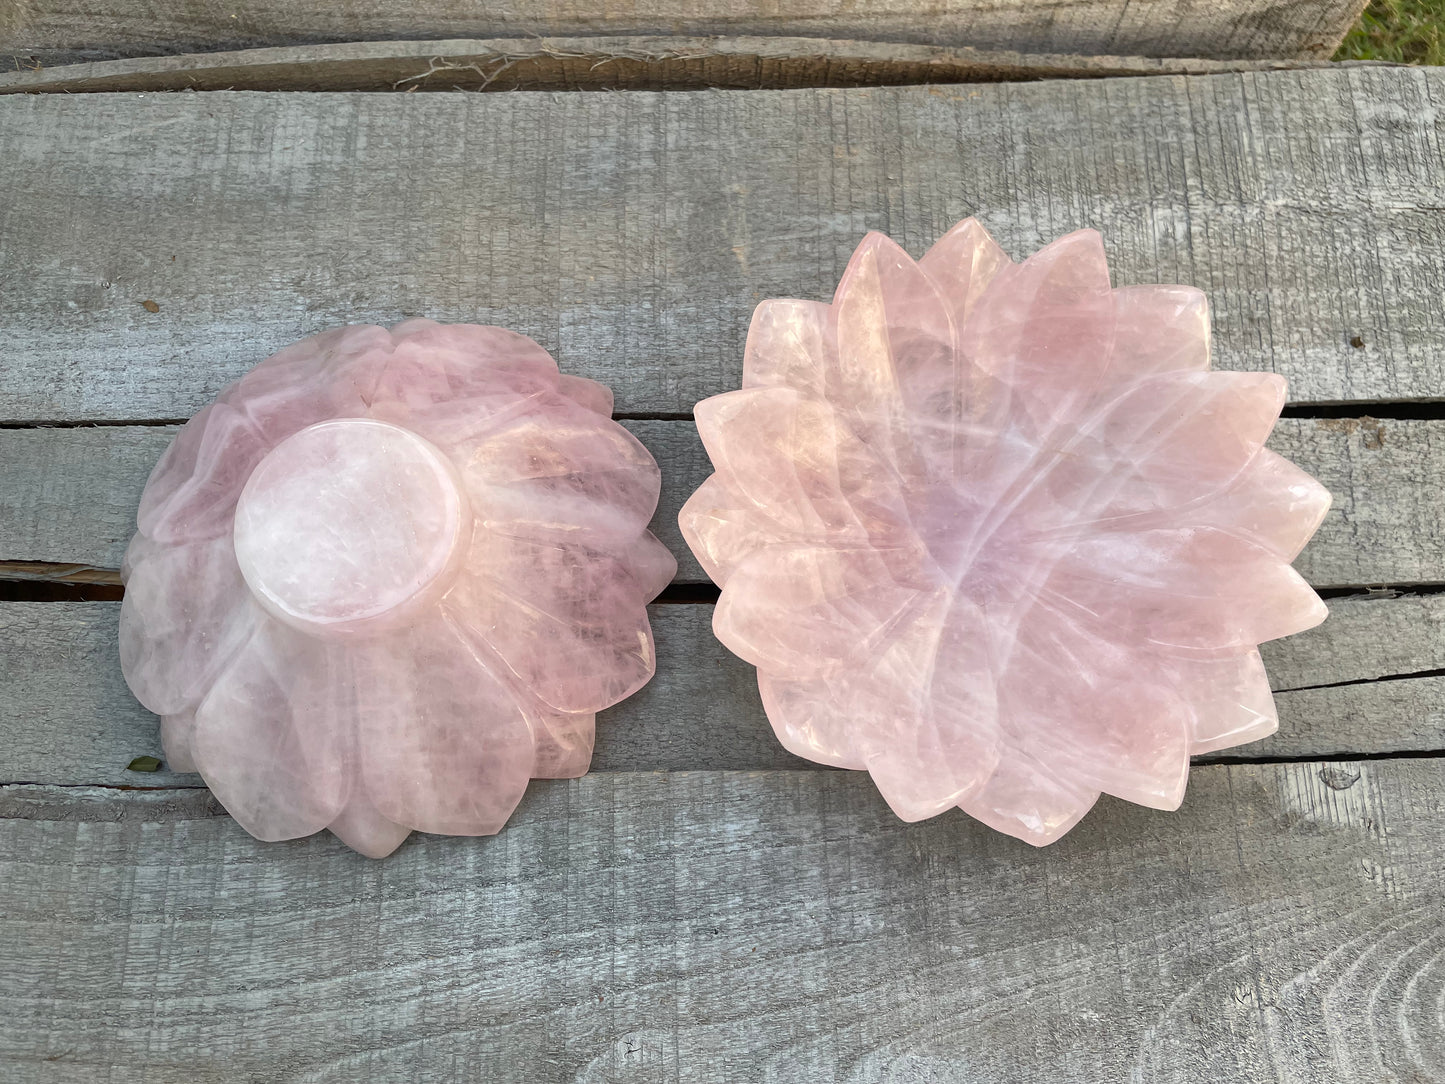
[3,403,1444,428]
[11,576,1445,606]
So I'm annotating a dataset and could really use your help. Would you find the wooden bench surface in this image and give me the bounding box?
[0,36,1358,95]
[0,0,1369,67]
[2,68,1444,1081]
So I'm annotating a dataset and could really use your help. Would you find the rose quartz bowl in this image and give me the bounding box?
[121,320,675,857]
[680,219,1331,846]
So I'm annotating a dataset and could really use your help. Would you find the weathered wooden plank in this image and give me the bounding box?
[0,415,1431,590]
[632,421,712,587]
[3,593,1440,788]
[0,420,709,585]
[1282,417,1445,589]
[2,70,1443,420]
[0,0,1369,68]
[1270,678,1445,761]
[0,593,810,780]
[1263,591,1445,693]
[0,425,166,580]
[0,417,1435,589]
[0,37,1355,95]
[0,600,785,788]
[0,759,1440,1082]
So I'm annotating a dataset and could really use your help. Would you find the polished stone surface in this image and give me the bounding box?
[680,220,1330,845]
[121,320,674,856]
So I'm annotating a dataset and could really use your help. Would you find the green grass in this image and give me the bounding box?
[1335,0,1445,63]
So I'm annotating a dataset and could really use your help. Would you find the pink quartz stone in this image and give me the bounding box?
[679,220,1331,845]
[120,319,675,857]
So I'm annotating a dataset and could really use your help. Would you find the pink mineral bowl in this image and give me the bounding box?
[679,219,1331,846]
[120,320,676,857]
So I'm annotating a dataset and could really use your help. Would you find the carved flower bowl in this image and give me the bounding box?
[681,220,1330,845]
[121,320,674,856]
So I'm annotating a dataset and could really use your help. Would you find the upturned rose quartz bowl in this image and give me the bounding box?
[121,320,675,857]
[680,220,1331,845]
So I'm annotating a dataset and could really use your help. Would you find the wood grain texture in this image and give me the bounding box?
[0,37,1354,94]
[1,759,1442,1082]
[2,70,1443,420]
[1264,591,1445,692]
[3,592,1440,789]
[0,425,168,579]
[0,0,1369,67]
[1281,418,1445,589]
[1,418,1437,590]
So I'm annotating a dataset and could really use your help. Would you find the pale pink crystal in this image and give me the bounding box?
[121,320,675,857]
[679,220,1331,845]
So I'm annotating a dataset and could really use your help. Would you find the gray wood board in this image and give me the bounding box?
[2,70,1443,419]
[3,592,1441,789]
[0,0,1369,66]
[0,37,1355,94]
[1,417,1438,590]
[1,758,1442,1082]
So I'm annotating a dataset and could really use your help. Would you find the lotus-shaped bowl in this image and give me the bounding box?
[122,320,674,856]
[681,220,1330,844]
